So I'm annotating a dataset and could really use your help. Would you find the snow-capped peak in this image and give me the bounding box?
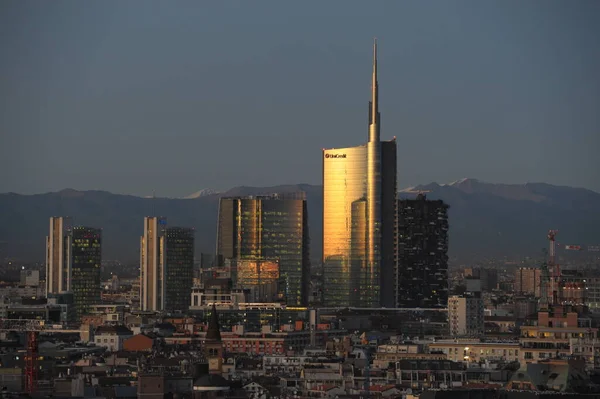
[443,178,478,186]
[182,189,221,199]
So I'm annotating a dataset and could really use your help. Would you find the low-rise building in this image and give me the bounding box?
[428,340,520,364]
[94,325,133,352]
[519,304,599,369]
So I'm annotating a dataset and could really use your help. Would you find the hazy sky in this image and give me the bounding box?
[1,0,599,197]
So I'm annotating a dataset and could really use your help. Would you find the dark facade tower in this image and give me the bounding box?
[396,194,449,308]
[216,194,310,306]
[165,227,195,312]
[71,226,102,318]
[322,40,397,307]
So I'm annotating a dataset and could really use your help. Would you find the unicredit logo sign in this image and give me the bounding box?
[325,153,347,159]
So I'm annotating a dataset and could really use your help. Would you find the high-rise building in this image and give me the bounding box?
[164,227,194,312]
[448,295,484,337]
[515,267,541,297]
[71,226,102,317]
[216,194,310,306]
[46,216,73,295]
[140,216,167,311]
[322,40,397,308]
[140,218,196,312]
[396,194,449,308]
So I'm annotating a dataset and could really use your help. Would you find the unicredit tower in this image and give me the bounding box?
[322,40,397,308]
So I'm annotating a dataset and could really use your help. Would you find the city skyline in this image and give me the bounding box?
[1,1,599,196]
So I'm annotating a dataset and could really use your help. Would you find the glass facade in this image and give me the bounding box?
[322,42,397,308]
[217,195,310,306]
[396,195,449,308]
[236,259,281,302]
[165,227,195,312]
[71,226,101,318]
[322,146,369,307]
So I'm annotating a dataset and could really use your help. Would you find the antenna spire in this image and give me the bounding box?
[369,38,379,142]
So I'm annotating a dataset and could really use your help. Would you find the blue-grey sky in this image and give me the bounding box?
[1,0,599,196]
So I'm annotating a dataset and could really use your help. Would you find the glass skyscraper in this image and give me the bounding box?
[140,218,195,312]
[165,227,195,312]
[322,41,397,307]
[216,194,310,306]
[71,226,102,318]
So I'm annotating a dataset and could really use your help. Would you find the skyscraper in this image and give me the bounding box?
[71,226,102,317]
[322,40,397,307]
[165,227,194,312]
[46,216,73,295]
[140,216,167,311]
[396,194,449,308]
[140,218,195,312]
[216,194,310,306]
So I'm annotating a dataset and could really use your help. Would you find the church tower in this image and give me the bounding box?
[204,304,223,374]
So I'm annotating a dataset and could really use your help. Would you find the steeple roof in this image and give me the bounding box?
[206,303,221,341]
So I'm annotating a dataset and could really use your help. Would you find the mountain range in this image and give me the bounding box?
[1,178,598,263]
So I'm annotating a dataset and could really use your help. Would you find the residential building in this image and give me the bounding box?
[71,226,102,318]
[93,325,133,352]
[448,295,484,337]
[20,269,40,286]
[396,194,449,308]
[216,194,310,306]
[429,340,520,364]
[322,40,397,308]
[515,267,541,296]
[46,216,72,294]
[520,304,599,369]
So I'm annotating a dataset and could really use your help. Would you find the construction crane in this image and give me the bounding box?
[539,249,550,310]
[0,319,45,394]
[547,230,560,304]
[0,319,88,394]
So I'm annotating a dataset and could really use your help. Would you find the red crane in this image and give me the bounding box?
[0,319,45,394]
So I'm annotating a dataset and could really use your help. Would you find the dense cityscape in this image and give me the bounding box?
[1,38,599,399]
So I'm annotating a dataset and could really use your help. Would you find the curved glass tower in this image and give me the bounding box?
[323,40,397,307]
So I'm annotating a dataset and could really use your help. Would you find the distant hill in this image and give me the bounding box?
[1,179,599,262]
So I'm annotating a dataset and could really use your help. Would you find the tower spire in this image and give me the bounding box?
[369,38,379,142]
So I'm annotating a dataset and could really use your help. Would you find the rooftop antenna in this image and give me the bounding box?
[152,190,156,216]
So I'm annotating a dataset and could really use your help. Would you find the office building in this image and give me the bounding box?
[396,194,449,308]
[216,194,310,306]
[140,217,167,311]
[164,227,195,312]
[448,295,484,337]
[235,258,281,302]
[140,218,195,312]
[322,40,397,307]
[71,226,102,317]
[46,216,73,295]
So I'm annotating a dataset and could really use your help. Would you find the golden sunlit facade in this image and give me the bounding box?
[322,40,397,307]
[322,146,369,306]
[236,258,281,302]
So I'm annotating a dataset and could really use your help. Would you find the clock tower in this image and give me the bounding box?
[204,303,223,374]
